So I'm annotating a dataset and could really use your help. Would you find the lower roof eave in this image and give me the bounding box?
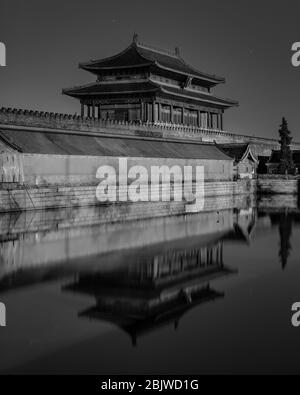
[159,87,238,109]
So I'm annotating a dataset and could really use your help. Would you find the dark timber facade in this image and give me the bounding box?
[63,35,238,130]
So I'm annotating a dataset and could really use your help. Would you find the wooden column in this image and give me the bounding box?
[157,102,161,122]
[92,102,95,119]
[209,113,213,129]
[170,105,174,123]
[216,113,220,130]
[197,110,201,128]
[98,105,101,119]
[152,102,155,122]
[81,103,84,117]
[87,105,91,118]
[182,107,185,125]
[220,113,224,130]
[140,100,144,122]
[204,112,208,128]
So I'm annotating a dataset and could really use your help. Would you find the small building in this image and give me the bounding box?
[218,143,258,179]
[266,150,300,174]
[63,34,238,128]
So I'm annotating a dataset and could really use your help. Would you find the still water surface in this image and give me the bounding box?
[0,195,300,374]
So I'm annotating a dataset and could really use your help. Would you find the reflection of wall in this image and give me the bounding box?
[0,194,255,291]
[0,200,238,280]
[258,195,299,211]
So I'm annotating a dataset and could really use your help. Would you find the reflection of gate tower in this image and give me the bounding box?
[64,241,236,345]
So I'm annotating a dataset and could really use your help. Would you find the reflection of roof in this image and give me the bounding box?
[218,143,258,163]
[79,41,225,85]
[79,285,225,343]
[269,150,300,164]
[0,128,232,160]
[63,264,234,298]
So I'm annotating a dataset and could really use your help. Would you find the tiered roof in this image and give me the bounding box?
[79,37,225,85]
[63,36,238,109]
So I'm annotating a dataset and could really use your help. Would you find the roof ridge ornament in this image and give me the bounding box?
[133,33,139,44]
[175,47,180,57]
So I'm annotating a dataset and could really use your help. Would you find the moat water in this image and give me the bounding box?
[1,194,300,374]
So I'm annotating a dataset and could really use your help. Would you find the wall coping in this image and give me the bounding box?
[0,106,296,146]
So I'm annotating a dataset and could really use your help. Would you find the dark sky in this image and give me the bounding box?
[0,0,299,139]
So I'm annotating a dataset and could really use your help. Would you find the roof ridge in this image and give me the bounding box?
[219,143,249,146]
[136,40,179,59]
[136,40,225,82]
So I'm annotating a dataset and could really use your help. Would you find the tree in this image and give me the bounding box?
[278,212,293,270]
[277,117,296,175]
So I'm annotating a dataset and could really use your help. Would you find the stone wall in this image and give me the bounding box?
[1,107,297,156]
[257,176,300,194]
[0,179,256,213]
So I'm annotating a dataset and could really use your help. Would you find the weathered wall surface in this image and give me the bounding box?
[1,107,298,156]
[19,154,232,186]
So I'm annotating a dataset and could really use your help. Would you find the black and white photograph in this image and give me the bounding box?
[1,0,300,380]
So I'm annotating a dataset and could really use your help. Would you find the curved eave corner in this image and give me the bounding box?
[213,143,236,162]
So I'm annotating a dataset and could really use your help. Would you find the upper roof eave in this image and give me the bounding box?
[79,43,136,69]
[79,40,225,84]
[152,61,225,84]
